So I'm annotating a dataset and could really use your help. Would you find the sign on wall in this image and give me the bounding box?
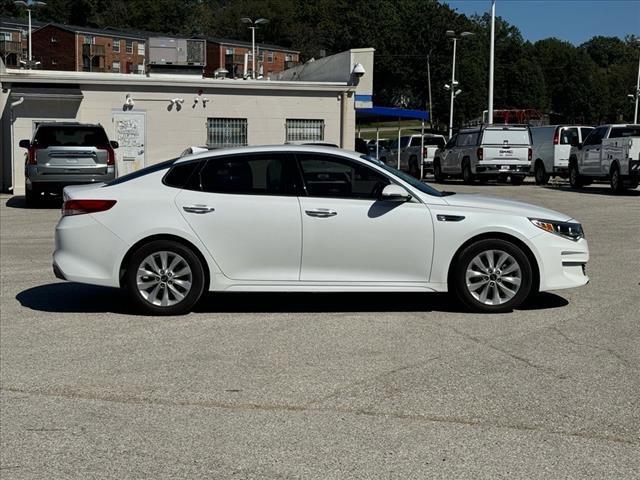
[112,111,146,176]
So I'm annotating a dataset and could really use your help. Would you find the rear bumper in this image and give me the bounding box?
[26,166,115,191]
[475,163,530,175]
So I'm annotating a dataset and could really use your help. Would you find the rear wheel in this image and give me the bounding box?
[408,156,420,179]
[534,161,550,185]
[433,159,445,183]
[452,239,533,313]
[569,161,584,189]
[510,175,525,186]
[610,164,625,194]
[25,182,40,207]
[126,240,206,315]
[462,160,474,184]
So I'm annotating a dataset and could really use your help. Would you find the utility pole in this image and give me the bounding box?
[488,0,496,124]
[427,52,434,129]
[634,53,640,124]
[445,30,473,139]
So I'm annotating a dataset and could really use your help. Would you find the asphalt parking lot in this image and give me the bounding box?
[1,180,639,479]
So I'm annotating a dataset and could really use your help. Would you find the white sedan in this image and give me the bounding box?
[54,145,589,315]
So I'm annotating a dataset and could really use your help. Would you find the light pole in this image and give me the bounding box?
[426,50,434,129]
[445,30,474,139]
[488,0,496,124]
[240,17,269,79]
[629,53,640,124]
[13,0,46,67]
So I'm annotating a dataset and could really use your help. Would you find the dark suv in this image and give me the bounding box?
[19,122,118,205]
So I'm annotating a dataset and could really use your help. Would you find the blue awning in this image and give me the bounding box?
[356,106,429,121]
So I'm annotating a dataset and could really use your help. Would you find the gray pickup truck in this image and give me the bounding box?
[20,122,118,206]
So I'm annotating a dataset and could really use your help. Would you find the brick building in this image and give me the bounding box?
[0,25,23,68]
[203,37,299,79]
[30,23,147,74]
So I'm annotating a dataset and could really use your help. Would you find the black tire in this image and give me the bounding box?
[569,160,584,189]
[534,161,550,185]
[126,240,206,315]
[497,174,509,183]
[462,160,474,184]
[25,183,39,207]
[610,163,625,194]
[510,175,525,186]
[433,159,445,183]
[408,156,420,179]
[452,238,534,313]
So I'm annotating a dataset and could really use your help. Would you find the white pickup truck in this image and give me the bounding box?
[569,124,640,193]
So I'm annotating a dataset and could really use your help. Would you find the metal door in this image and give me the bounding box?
[112,111,146,176]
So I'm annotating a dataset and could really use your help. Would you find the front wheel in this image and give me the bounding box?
[452,239,533,313]
[534,162,550,185]
[569,162,583,189]
[462,161,474,184]
[126,240,206,315]
[610,164,625,194]
[433,160,445,183]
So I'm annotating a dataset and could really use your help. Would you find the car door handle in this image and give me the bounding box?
[183,205,215,214]
[305,208,337,218]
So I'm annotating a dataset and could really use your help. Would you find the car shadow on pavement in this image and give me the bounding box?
[17,283,568,315]
[543,185,640,196]
[5,195,62,209]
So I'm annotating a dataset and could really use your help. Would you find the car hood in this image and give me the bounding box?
[442,193,572,221]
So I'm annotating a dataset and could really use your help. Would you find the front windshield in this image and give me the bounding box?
[360,155,443,197]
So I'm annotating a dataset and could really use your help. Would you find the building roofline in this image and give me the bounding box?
[200,36,300,53]
[0,68,351,92]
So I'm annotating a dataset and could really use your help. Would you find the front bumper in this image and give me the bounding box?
[529,233,589,292]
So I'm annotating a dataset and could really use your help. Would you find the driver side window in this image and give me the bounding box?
[297,153,390,200]
[445,135,457,149]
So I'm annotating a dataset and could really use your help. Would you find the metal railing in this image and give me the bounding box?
[286,119,325,142]
[0,40,22,55]
[207,118,248,148]
[82,44,106,56]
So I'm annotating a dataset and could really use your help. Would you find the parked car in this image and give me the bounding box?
[569,124,640,193]
[434,125,532,185]
[54,145,589,315]
[530,125,594,185]
[378,133,446,178]
[367,138,389,157]
[19,122,118,206]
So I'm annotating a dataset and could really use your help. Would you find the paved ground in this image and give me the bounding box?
[1,180,639,479]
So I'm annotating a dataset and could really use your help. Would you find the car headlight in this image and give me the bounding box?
[529,218,584,241]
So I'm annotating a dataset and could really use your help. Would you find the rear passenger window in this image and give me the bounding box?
[560,128,578,145]
[297,154,390,200]
[163,160,202,189]
[199,154,296,195]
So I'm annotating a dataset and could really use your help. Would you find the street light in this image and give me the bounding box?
[240,17,269,79]
[13,0,46,68]
[630,53,640,124]
[445,30,474,139]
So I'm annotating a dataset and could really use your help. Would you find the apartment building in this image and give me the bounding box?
[30,23,147,73]
[203,37,299,79]
[0,25,23,68]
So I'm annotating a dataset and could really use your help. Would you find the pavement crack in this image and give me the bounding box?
[2,385,636,447]
[550,325,636,370]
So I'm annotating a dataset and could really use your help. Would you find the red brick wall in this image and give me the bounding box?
[75,35,146,73]
[203,41,299,78]
[31,25,76,71]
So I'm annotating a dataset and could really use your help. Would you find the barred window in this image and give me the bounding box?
[286,119,325,142]
[207,118,248,148]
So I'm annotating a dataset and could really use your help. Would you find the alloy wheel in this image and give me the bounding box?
[136,251,193,307]
[465,249,522,306]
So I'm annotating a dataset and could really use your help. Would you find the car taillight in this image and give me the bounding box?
[105,146,115,166]
[27,147,37,165]
[477,147,483,161]
[62,199,116,216]
[553,129,559,145]
[528,148,532,161]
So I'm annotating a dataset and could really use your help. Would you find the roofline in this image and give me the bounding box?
[203,37,300,53]
[0,68,352,92]
[33,22,146,40]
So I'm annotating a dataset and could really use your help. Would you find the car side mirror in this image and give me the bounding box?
[380,184,412,201]
[19,139,30,148]
[110,140,119,149]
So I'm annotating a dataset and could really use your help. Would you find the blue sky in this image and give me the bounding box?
[442,0,640,45]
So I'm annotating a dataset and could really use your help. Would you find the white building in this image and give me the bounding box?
[0,49,373,194]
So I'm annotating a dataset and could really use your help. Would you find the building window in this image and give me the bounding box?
[137,42,145,55]
[84,35,94,44]
[285,54,292,62]
[136,63,144,74]
[125,40,133,54]
[225,48,234,55]
[267,51,274,63]
[286,119,325,142]
[1,32,12,41]
[113,39,120,53]
[112,61,120,73]
[207,118,248,148]
[50,36,57,43]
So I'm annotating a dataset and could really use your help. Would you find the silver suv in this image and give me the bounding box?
[434,125,532,185]
[20,122,118,206]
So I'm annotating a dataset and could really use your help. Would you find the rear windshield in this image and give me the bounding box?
[424,137,446,147]
[609,127,640,138]
[104,158,177,187]
[482,129,530,145]
[34,126,110,148]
